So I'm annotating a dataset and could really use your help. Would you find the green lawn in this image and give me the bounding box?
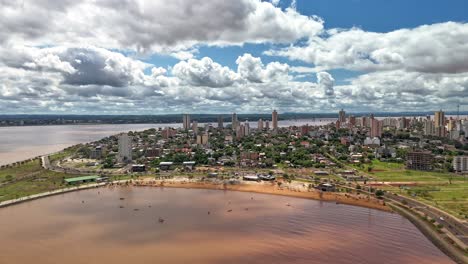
[0,159,80,202]
[355,160,462,183]
[49,146,79,163]
[0,159,43,182]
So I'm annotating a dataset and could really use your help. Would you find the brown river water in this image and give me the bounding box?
[0,187,452,264]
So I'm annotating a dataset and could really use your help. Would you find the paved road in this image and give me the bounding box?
[386,192,468,246]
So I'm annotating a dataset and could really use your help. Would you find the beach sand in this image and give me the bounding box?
[126,178,391,212]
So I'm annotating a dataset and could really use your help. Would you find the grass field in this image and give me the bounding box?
[0,159,44,182]
[0,159,79,202]
[356,160,463,183]
[351,159,468,218]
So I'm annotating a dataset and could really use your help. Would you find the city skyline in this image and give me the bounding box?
[1,0,467,114]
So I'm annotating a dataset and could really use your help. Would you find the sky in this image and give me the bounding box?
[1,0,467,114]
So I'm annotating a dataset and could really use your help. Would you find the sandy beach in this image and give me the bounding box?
[127,178,391,212]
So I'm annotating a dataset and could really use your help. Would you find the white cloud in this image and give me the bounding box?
[266,22,468,74]
[317,72,335,96]
[236,53,289,83]
[172,57,239,88]
[0,0,323,53]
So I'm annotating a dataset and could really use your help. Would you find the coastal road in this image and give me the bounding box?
[386,193,468,246]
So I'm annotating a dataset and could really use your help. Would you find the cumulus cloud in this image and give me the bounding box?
[172,57,239,88]
[266,22,468,74]
[1,1,467,114]
[0,0,323,53]
[0,47,329,114]
[0,46,150,87]
[236,53,289,83]
[333,70,468,112]
[317,72,335,96]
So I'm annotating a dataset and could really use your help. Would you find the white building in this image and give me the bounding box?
[364,137,381,147]
[118,133,133,163]
[453,156,468,172]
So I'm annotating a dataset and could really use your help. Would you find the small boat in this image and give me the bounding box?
[158,217,165,223]
[227,209,233,212]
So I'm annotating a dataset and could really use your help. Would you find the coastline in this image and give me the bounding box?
[131,179,391,212]
[389,203,468,264]
[0,183,105,208]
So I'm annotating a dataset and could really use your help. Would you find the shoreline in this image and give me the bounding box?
[389,203,468,264]
[131,179,391,212]
[0,183,105,208]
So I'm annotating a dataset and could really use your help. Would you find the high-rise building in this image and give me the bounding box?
[349,115,356,126]
[217,115,223,128]
[453,156,468,172]
[339,109,346,123]
[236,124,245,139]
[244,121,250,136]
[183,114,191,130]
[162,127,176,139]
[117,133,132,163]
[397,117,408,130]
[434,110,445,127]
[370,118,383,138]
[406,151,434,171]
[192,121,198,133]
[434,110,446,137]
[196,133,209,146]
[359,116,369,128]
[258,119,264,130]
[272,110,278,130]
[232,113,238,129]
[423,119,435,136]
[447,118,456,131]
[265,120,270,130]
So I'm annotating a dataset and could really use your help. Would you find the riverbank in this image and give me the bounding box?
[0,183,105,208]
[389,202,468,264]
[129,178,391,212]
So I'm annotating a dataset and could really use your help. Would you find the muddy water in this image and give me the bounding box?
[0,187,452,264]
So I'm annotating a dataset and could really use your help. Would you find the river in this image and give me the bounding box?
[0,187,452,264]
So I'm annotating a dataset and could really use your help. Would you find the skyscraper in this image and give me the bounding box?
[339,109,346,123]
[217,115,223,128]
[370,118,383,138]
[434,110,446,137]
[117,133,132,163]
[232,112,238,129]
[244,121,250,136]
[258,118,264,130]
[192,120,198,134]
[272,110,278,130]
[183,114,191,130]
